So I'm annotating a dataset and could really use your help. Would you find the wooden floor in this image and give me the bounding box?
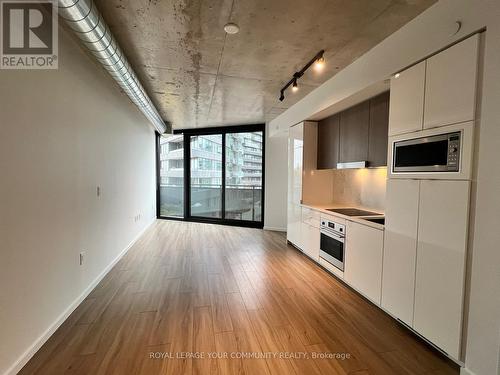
[20,220,459,375]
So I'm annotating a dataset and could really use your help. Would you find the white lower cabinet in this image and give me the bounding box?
[303,223,320,261]
[413,180,470,359]
[381,178,470,359]
[381,179,420,325]
[345,221,384,305]
[287,203,303,250]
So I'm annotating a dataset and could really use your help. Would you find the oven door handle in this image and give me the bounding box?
[320,230,345,242]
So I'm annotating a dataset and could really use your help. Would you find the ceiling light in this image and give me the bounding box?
[279,91,285,101]
[314,56,325,71]
[394,73,400,78]
[224,23,240,34]
[292,79,298,92]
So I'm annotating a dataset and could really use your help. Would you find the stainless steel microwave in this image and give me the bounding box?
[392,131,461,173]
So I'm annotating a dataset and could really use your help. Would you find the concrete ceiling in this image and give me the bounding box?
[95,0,436,130]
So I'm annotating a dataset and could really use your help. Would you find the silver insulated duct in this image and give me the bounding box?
[58,0,169,134]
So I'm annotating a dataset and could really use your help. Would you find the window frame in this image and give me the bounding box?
[156,123,265,228]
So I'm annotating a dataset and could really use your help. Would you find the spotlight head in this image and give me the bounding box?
[292,79,298,92]
[279,91,285,101]
[314,56,325,71]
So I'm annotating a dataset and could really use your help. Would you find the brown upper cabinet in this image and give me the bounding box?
[317,113,340,169]
[368,92,390,167]
[317,91,389,169]
[339,101,370,164]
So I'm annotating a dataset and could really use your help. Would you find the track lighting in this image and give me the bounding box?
[278,50,325,102]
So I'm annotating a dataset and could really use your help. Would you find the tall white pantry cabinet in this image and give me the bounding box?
[382,34,479,360]
[287,122,304,250]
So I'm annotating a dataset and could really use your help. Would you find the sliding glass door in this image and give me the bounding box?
[190,135,223,218]
[225,132,263,222]
[157,124,264,228]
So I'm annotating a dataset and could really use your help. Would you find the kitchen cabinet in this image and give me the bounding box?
[382,178,471,358]
[388,61,426,136]
[317,93,389,169]
[381,179,420,326]
[287,123,304,249]
[368,92,390,167]
[317,113,340,169]
[345,221,384,305]
[413,180,470,359]
[389,34,479,136]
[424,35,479,129]
[339,101,370,164]
[287,203,303,250]
[303,223,320,261]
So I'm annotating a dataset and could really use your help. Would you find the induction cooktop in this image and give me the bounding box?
[326,208,380,217]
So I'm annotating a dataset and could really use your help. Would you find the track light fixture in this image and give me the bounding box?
[279,50,325,101]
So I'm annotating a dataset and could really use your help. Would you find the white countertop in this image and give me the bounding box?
[301,203,385,230]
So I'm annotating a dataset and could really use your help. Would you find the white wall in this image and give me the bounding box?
[263,124,288,231]
[0,27,156,375]
[270,1,500,374]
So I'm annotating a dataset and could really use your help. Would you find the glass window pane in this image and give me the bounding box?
[225,131,263,221]
[159,134,184,217]
[190,135,222,218]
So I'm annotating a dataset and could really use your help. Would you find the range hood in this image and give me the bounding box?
[336,161,367,169]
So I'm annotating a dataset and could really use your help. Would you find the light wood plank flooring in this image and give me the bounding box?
[20,220,459,375]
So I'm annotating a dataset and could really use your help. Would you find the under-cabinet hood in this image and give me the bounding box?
[336,161,367,169]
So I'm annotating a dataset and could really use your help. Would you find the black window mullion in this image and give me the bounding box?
[184,134,190,219]
[222,134,226,220]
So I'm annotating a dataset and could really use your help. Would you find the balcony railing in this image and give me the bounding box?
[159,184,262,221]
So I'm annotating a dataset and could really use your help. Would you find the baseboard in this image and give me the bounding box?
[460,367,476,375]
[263,226,287,232]
[3,219,155,375]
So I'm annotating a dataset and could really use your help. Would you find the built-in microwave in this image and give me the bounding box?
[392,131,461,173]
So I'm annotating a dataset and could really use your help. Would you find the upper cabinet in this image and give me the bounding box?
[317,114,340,169]
[317,92,389,169]
[388,61,426,136]
[389,34,479,136]
[368,92,390,167]
[339,101,370,164]
[424,34,479,129]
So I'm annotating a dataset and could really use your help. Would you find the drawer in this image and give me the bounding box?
[302,207,321,223]
[304,217,320,229]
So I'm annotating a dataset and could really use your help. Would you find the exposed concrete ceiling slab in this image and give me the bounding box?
[95,0,436,130]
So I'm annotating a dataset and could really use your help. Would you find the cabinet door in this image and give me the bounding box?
[388,61,425,136]
[304,224,320,261]
[413,180,470,358]
[381,179,420,325]
[424,35,479,129]
[288,123,303,205]
[339,101,370,163]
[317,114,340,169]
[287,203,303,249]
[368,92,390,167]
[345,221,384,305]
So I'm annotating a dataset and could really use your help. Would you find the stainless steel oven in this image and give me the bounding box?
[392,131,461,173]
[320,219,345,271]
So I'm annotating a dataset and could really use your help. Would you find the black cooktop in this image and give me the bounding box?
[326,208,380,217]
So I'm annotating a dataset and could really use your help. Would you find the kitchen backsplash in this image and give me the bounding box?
[330,168,387,212]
